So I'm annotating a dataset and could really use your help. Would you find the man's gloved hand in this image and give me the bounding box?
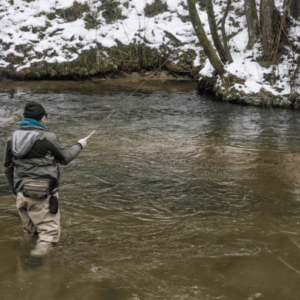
[78,138,87,149]
[78,131,95,150]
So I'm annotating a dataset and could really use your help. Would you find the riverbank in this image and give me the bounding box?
[0,77,198,94]
[1,0,299,107]
[1,73,299,108]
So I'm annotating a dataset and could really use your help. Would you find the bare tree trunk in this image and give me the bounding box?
[205,0,228,64]
[221,0,233,63]
[290,0,300,20]
[283,0,293,27]
[244,0,260,49]
[187,0,225,75]
[260,0,276,61]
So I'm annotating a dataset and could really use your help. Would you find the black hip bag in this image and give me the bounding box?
[23,181,59,214]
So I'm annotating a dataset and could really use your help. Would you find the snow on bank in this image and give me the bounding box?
[0,0,198,68]
[0,0,299,98]
[199,0,300,97]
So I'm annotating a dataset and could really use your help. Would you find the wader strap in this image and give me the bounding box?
[50,188,58,195]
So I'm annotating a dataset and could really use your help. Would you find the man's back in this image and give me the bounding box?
[3,102,87,263]
[4,124,82,194]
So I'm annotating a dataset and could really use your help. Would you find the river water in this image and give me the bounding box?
[1,80,300,300]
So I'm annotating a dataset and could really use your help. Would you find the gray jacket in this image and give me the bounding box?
[3,125,82,194]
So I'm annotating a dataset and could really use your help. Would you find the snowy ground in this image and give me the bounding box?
[0,0,299,98]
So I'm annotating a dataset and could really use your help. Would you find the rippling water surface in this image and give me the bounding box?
[1,81,300,300]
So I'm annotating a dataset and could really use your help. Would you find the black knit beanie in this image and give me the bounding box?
[23,102,47,121]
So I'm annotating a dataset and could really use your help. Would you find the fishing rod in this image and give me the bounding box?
[0,39,195,217]
[83,38,195,141]
[84,59,170,141]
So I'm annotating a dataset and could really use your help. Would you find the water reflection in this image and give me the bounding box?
[0,81,300,300]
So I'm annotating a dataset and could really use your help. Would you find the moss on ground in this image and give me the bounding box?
[41,21,52,31]
[210,74,300,108]
[47,13,56,20]
[1,41,199,81]
[20,26,30,32]
[49,28,63,37]
[84,13,99,29]
[101,0,124,24]
[229,17,240,28]
[56,1,88,22]
[144,0,168,17]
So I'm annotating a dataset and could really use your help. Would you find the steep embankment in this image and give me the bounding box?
[0,0,300,107]
[0,0,202,80]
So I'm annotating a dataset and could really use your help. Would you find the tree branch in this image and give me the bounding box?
[221,0,233,63]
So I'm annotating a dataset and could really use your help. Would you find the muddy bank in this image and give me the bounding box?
[0,43,201,81]
[0,76,198,94]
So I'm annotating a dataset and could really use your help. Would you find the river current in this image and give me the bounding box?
[1,80,300,300]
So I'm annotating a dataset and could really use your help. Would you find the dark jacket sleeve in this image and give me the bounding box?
[48,134,82,165]
[3,137,15,194]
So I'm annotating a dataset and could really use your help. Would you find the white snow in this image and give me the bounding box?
[0,0,299,97]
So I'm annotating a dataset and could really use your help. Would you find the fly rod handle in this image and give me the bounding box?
[85,130,96,141]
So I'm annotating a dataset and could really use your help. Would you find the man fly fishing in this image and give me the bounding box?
[3,102,88,260]
[3,54,173,263]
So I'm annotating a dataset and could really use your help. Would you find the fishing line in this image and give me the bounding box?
[1,38,196,215]
[84,37,196,141]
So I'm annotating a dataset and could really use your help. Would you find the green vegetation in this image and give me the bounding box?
[31,21,52,40]
[229,16,239,28]
[47,13,56,20]
[4,39,201,81]
[49,29,63,37]
[83,2,90,12]
[144,0,168,17]
[36,12,46,17]
[19,44,33,55]
[101,0,122,24]
[42,21,52,31]
[10,0,14,5]
[20,26,30,32]
[56,2,87,22]
[212,76,297,108]
[84,13,99,29]
[38,33,45,40]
